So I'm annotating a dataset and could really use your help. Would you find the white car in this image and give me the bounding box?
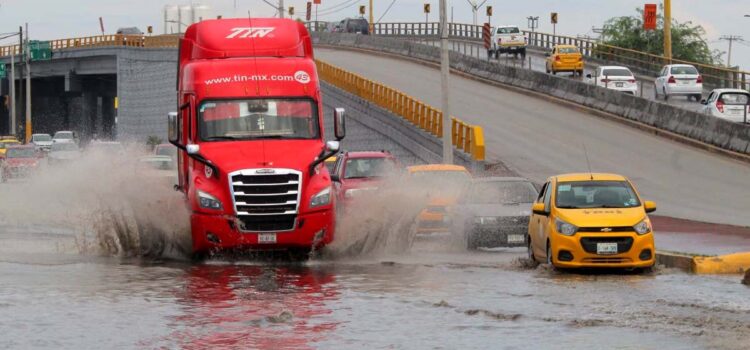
[587,66,638,94]
[30,133,53,151]
[700,89,750,123]
[488,25,527,58]
[654,64,703,101]
[52,130,78,144]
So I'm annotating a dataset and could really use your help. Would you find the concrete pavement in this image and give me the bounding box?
[316,48,750,227]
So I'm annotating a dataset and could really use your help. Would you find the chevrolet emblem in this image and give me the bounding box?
[601,228,613,232]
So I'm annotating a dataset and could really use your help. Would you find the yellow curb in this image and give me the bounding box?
[693,252,750,275]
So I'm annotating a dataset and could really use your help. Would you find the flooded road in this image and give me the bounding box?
[1,225,748,349]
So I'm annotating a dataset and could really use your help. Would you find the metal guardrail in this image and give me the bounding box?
[0,34,180,56]
[316,59,485,161]
[307,21,749,90]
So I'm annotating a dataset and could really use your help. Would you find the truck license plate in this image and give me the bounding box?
[507,234,525,244]
[258,233,277,244]
[596,242,618,255]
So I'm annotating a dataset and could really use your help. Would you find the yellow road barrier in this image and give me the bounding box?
[693,252,750,275]
[316,60,485,161]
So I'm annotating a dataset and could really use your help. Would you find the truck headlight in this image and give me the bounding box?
[555,218,578,236]
[634,219,652,235]
[197,190,222,210]
[310,187,331,208]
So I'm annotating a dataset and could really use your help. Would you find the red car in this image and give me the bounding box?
[330,151,400,209]
[0,145,39,182]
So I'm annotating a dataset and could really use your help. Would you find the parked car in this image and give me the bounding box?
[48,142,82,165]
[488,25,527,58]
[654,64,703,101]
[586,66,638,94]
[406,164,472,234]
[331,151,399,209]
[545,45,583,76]
[527,173,656,271]
[30,133,53,152]
[700,89,750,123]
[335,18,369,34]
[52,131,79,144]
[450,177,538,249]
[0,137,21,157]
[0,145,39,182]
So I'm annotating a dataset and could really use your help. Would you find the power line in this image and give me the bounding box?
[376,0,398,23]
[316,0,362,16]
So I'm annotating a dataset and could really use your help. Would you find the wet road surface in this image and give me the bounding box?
[1,224,748,349]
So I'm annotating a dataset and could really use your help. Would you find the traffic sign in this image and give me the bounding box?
[551,12,558,24]
[0,64,6,79]
[306,2,312,21]
[486,6,492,17]
[288,6,294,16]
[29,40,52,61]
[482,23,491,49]
[314,0,320,4]
[643,4,657,30]
[424,3,430,14]
[359,5,366,15]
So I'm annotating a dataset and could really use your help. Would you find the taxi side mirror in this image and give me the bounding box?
[532,202,548,216]
[644,200,657,213]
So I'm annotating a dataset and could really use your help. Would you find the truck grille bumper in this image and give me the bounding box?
[229,169,302,232]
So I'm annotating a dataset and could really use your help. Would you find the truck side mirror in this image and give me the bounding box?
[334,108,346,140]
[167,112,179,143]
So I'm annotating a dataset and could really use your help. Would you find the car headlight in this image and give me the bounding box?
[555,218,578,236]
[197,190,222,210]
[310,187,331,208]
[474,216,498,225]
[634,219,652,235]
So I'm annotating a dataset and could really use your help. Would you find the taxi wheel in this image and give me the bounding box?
[546,241,553,265]
[527,239,538,265]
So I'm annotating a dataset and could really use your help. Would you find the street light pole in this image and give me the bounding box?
[25,22,31,142]
[278,0,284,18]
[664,0,672,60]
[10,49,15,135]
[440,0,452,164]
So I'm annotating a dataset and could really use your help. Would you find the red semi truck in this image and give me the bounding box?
[168,18,346,257]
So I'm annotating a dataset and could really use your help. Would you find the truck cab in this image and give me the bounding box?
[169,18,346,257]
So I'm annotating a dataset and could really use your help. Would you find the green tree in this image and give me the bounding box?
[601,7,722,65]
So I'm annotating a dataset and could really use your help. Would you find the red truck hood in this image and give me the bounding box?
[5,158,38,167]
[198,139,325,174]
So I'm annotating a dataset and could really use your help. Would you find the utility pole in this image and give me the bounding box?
[369,0,374,34]
[279,0,285,18]
[527,16,539,33]
[440,0,452,164]
[720,35,743,67]
[465,0,488,26]
[25,23,31,142]
[10,48,15,135]
[664,0,672,60]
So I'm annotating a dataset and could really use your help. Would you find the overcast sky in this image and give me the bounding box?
[1,0,748,70]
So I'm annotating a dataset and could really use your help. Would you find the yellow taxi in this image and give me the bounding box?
[545,45,584,76]
[407,164,472,234]
[0,137,21,157]
[527,173,656,270]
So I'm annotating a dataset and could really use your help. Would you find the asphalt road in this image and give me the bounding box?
[424,39,706,113]
[316,48,750,227]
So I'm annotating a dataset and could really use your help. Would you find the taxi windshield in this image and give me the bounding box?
[199,98,319,141]
[556,181,641,209]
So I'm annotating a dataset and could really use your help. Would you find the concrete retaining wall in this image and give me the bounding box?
[313,33,750,155]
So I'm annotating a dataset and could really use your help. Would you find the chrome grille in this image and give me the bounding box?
[229,169,302,232]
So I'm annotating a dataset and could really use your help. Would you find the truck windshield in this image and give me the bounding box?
[199,99,319,141]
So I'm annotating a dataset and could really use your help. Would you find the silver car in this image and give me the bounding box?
[450,177,539,249]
